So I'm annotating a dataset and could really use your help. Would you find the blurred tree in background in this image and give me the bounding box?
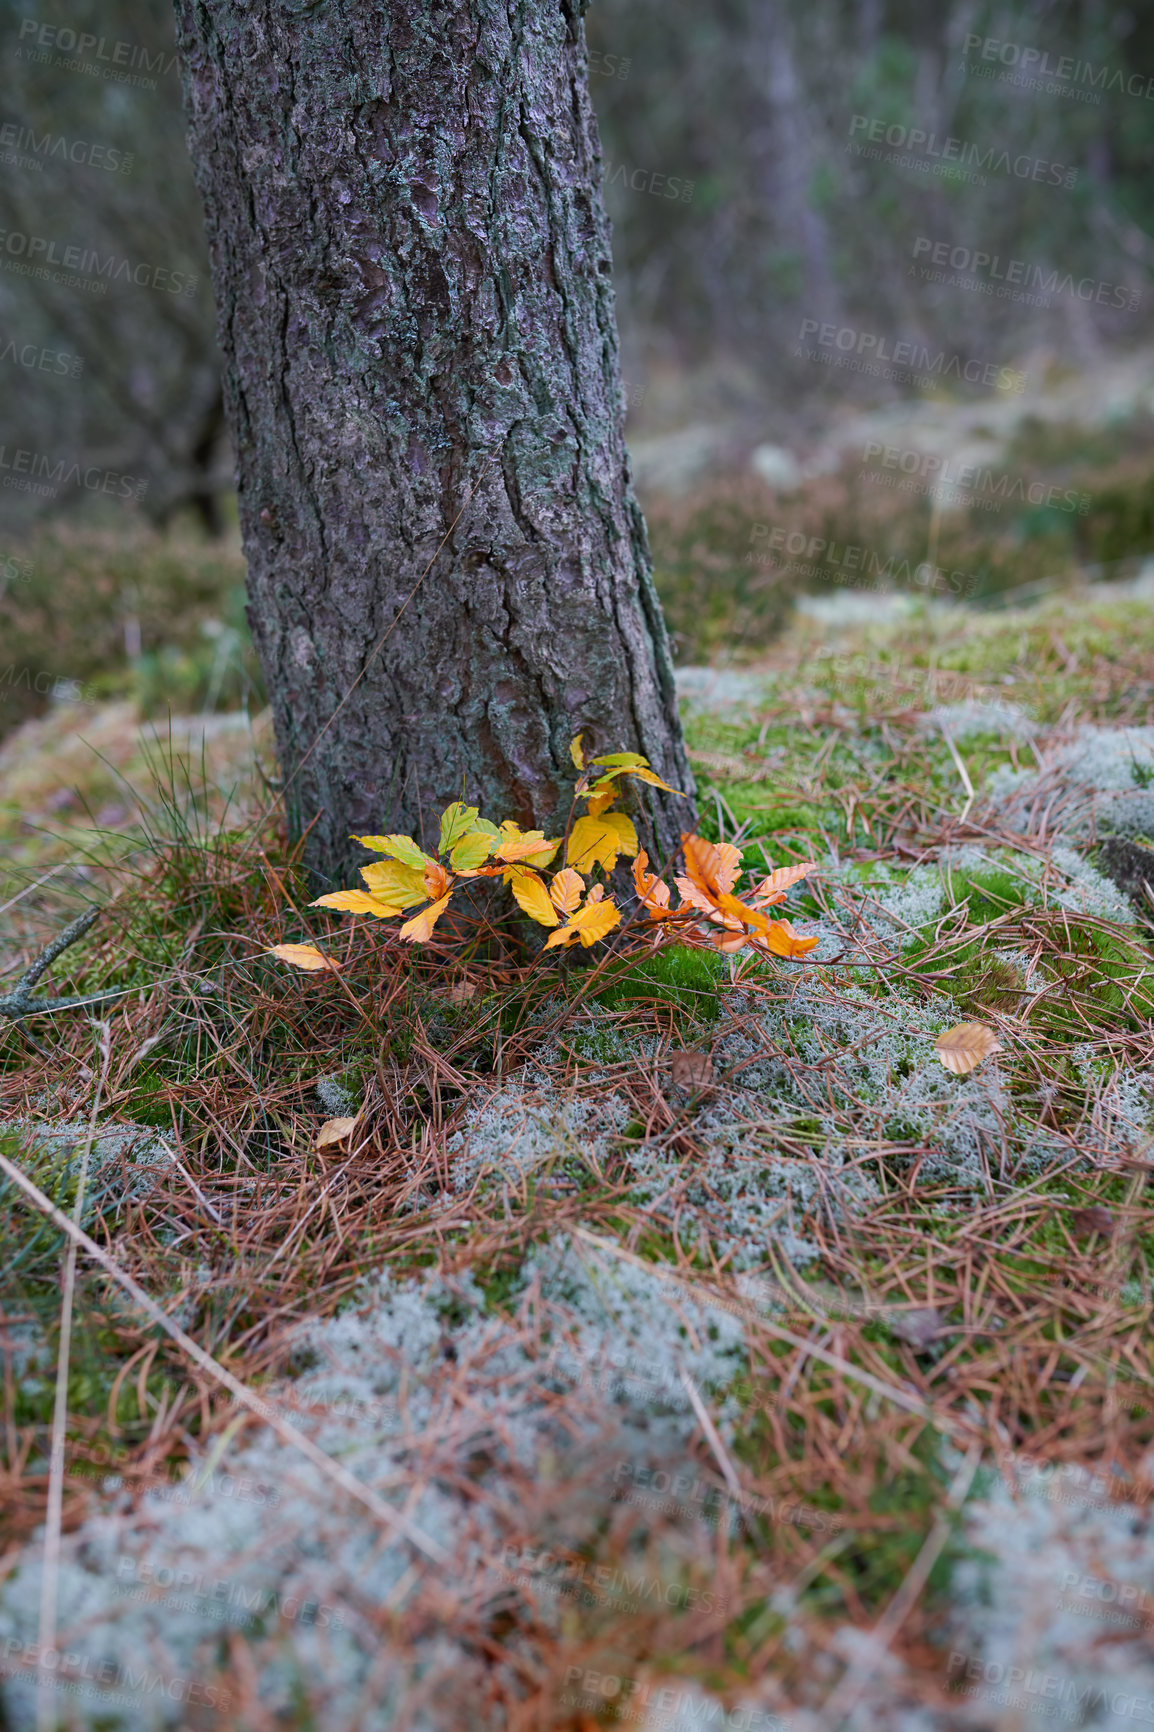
[1,0,1152,536]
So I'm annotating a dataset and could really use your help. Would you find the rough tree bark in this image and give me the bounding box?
[172,0,694,887]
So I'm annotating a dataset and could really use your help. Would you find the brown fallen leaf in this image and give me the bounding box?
[670,1050,715,1092]
[934,1021,1001,1075]
[316,1116,359,1149]
[1070,1206,1116,1238]
[270,943,338,972]
[448,980,479,1004]
[890,1307,946,1349]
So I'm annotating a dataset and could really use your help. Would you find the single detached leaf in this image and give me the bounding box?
[670,1050,715,1092]
[934,1021,1002,1075]
[570,734,586,770]
[316,1116,358,1149]
[269,943,337,972]
[352,833,429,870]
[511,870,560,927]
[310,890,398,917]
[890,1307,945,1349]
[398,893,453,944]
[439,801,479,855]
[361,859,429,909]
[449,830,494,872]
[1070,1206,1116,1238]
[549,866,585,915]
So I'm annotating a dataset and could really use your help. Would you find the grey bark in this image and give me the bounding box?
[172,0,694,886]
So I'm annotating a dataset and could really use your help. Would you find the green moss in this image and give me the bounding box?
[595,946,725,1024]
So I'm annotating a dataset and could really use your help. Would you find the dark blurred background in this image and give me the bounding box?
[2,0,1154,729]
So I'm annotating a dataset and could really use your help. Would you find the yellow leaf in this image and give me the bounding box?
[352,833,429,870]
[493,830,560,867]
[316,1116,358,1149]
[549,867,585,914]
[570,734,585,770]
[627,765,681,794]
[591,751,649,768]
[439,802,479,854]
[398,893,453,944]
[449,830,494,872]
[310,889,400,917]
[269,943,338,972]
[360,859,429,909]
[934,1021,1002,1075]
[544,894,621,949]
[584,787,618,819]
[566,811,639,873]
[511,870,560,927]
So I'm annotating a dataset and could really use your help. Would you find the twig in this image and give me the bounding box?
[0,909,114,1023]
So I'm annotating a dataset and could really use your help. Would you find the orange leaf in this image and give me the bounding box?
[423,860,453,900]
[269,943,338,972]
[633,849,674,920]
[679,833,743,904]
[310,890,399,918]
[748,861,817,907]
[584,787,618,819]
[761,919,820,959]
[398,893,453,944]
[549,867,586,914]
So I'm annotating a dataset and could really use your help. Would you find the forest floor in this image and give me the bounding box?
[2,581,1154,1730]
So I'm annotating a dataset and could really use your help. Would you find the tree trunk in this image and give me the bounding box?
[172,0,694,887]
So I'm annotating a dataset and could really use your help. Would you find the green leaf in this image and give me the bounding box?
[450,830,494,872]
[352,833,429,870]
[439,802,480,854]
